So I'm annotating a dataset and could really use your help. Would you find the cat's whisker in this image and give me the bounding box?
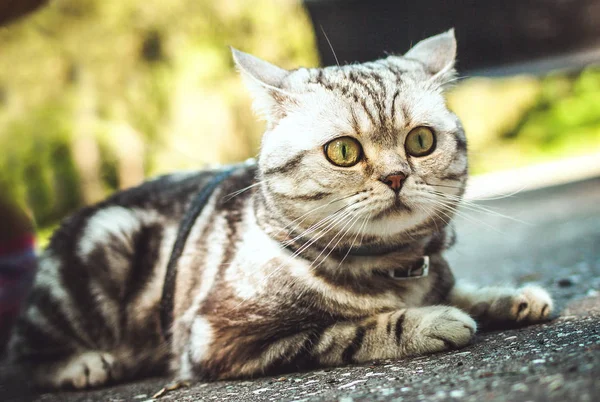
[428,190,530,225]
[310,207,365,271]
[426,189,510,216]
[415,203,442,233]
[279,193,370,248]
[457,201,528,224]
[358,212,371,245]
[318,211,365,269]
[269,210,348,279]
[309,217,357,271]
[222,180,270,201]
[422,202,452,228]
[421,197,507,234]
[426,180,527,201]
[285,208,354,261]
[320,25,340,67]
[420,195,475,221]
[280,201,366,266]
[467,183,529,201]
[276,192,360,237]
[280,204,352,248]
[424,201,478,231]
[425,183,465,190]
[335,211,371,271]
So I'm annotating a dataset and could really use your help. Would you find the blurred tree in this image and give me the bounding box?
[0,0,318,229]
[447,68,600,174]
[0,0,48,26]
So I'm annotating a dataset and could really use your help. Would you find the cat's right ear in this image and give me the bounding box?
[231,48,292,123]
[403,29,457,85]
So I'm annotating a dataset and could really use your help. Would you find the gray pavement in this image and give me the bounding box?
[2,176,599,402]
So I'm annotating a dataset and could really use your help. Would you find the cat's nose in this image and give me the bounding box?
[380,173,406,193]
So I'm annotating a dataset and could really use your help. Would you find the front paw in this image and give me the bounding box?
[403,306,476,356]
[476,285,553,323]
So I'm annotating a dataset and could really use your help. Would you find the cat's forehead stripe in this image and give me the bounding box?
[307,65,428,148]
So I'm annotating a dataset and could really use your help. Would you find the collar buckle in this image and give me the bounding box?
[388,255,430,280]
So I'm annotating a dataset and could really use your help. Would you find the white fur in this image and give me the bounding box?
[188,317,214,364]
[191,214,228,299]
[78,206,141,261]
[33,255,70,302]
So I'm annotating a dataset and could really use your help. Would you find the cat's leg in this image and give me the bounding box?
[447,280,553,324]
[7,278,125,389]
[8,308,124,389]
[9,207,168,389]
[186,306,476,380]
[315,306,476,365]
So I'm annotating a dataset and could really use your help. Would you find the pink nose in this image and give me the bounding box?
[381,173,406,192]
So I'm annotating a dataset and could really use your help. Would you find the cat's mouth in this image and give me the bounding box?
[371,195,413,220]
[393,196,411,210]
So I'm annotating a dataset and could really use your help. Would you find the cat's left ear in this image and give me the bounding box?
[404,29,457,84]
[231,48,292,123]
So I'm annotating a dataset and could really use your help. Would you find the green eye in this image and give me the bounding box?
[405,126,436,157]
[324,137,362,167]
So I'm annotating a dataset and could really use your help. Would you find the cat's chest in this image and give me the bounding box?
[224,230,431,316]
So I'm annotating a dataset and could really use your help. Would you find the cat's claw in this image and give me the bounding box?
[152,380,191,399]
[512,285,553,321]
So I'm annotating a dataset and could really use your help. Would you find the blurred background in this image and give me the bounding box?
[0,0,599,244]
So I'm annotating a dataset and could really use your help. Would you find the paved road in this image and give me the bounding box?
[2,177,599,402]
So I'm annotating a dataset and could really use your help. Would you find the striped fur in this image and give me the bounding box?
[8,31,553,389]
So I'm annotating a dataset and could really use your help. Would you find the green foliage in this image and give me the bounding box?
[0,100,81,227]
[504,68,600,165]
[448,68,600,175]
[522,69,600,139]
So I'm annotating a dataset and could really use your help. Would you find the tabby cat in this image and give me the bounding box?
[8,30,553,389]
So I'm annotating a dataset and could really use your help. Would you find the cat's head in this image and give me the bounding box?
[233,30,467,249]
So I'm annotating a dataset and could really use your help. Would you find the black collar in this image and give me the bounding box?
[281,237,412,259]
[343,242,411,257]
[160,166,238,342]
[280,236,429,279]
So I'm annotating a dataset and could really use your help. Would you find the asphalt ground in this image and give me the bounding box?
[1,176,599,402]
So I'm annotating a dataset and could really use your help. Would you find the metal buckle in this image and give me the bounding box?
[388,255,430,280]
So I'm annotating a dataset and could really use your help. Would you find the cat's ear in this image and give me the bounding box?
[404,29,457,83]
[232,48,289,89]
[231,48,292,123]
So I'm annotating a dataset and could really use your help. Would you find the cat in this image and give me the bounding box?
[8,29,553,389]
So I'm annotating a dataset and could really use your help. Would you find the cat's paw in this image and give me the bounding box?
[403,306,476,355]
[476,285,553,323]
[37,351,120,389]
